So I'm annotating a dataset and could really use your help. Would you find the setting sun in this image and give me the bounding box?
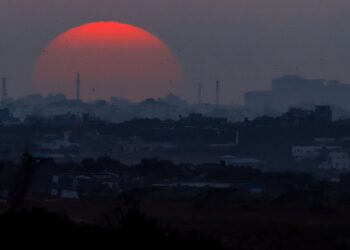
[33,21,183,101]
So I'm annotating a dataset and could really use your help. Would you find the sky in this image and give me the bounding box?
[1,0,350,104]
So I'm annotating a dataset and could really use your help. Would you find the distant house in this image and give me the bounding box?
[51,171,120,199]
[51,175,80,199]
[221,155,264,168]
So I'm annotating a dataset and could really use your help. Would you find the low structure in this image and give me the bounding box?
[292,145,341,162]
[221,155,264,168]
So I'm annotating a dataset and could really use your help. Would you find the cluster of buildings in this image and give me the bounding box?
[0,74,349,125]
[292,140,350,172]
[0,75,350,177]
[0,93,248,124]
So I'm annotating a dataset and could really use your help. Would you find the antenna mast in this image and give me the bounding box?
[198,82,202,105]
[76,72,80,100]
[216,80,220,107]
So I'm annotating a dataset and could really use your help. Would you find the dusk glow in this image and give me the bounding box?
[33,22,183,101]
[3,2,350,247]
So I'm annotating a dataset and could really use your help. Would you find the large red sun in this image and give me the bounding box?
[33,22,182,101]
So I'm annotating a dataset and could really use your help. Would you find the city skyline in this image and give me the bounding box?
[1,0,350,103]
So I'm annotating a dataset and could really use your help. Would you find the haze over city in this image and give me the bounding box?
[2,0,350,103]
[2,1,350,249]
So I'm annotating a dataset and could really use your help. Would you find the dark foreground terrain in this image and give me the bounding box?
[1,155,350,249]
[0,205,222,249]
[1,192,350,250]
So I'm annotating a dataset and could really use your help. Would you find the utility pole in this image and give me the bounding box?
[76,72,80,100]
[198,82,202,105]
[216,80,220,107]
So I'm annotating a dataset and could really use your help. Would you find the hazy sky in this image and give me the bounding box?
[1,0,350,104]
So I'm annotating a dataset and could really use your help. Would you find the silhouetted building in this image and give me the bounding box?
[221,155,264,168]
[245,75,350,115]
[282,105,332,126]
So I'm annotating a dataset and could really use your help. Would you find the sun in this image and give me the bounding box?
[32,21,183,101]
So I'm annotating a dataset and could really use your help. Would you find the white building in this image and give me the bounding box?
[292,145,342,162]
[51,175,80,199]
[319,151,350,171]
